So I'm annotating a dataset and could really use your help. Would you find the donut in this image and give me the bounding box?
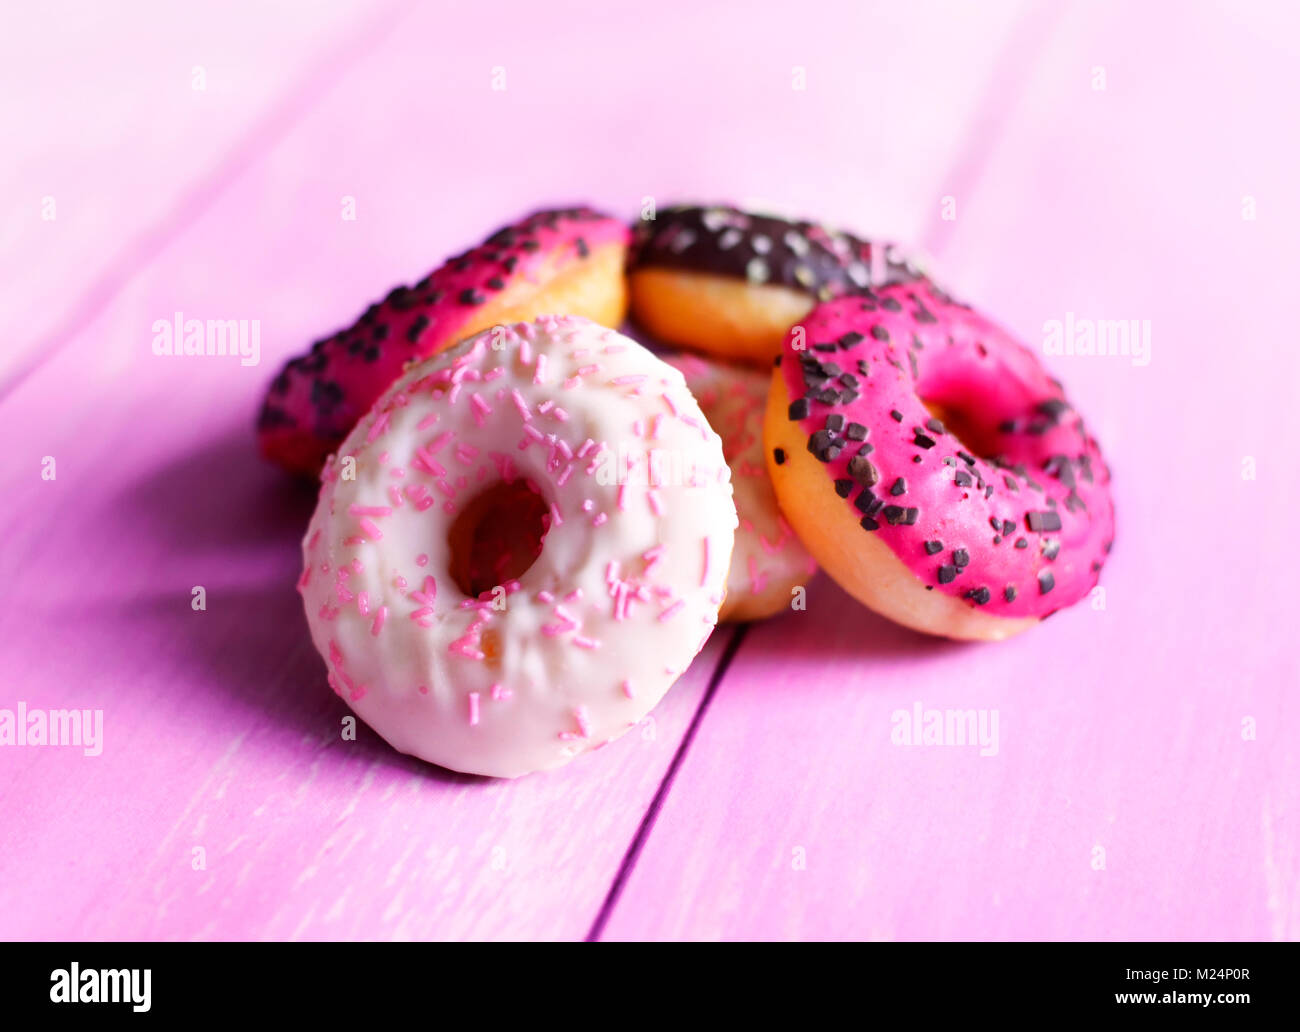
[664,352,815,622]
[259,206,629,476]
[629,204,921,365]
[764,281,1114,641]
[300,315,737,778]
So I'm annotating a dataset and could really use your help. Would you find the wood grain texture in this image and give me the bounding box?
[0,0,401,389]
[0,329,736,937]
[602,1,1300,940]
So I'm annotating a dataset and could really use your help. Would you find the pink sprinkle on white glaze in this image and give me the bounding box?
[510,389,531,421]
[468,692,480,726]
[658,599,686,622]
[371,606,387,636]
[366,412,391,443]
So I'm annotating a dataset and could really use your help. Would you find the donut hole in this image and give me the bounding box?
[447,480,550,598]
[921,399,1003,461]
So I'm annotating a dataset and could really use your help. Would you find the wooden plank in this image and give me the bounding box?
[0,318,737,936]
[0,0,393,388]
[0,0,1062,940]
[601,1,1300,939]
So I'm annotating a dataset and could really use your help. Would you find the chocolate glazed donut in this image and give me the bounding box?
[628,204,924,364]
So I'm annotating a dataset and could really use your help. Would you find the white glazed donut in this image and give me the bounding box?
[665,352,816,622]
[300,315,737,778]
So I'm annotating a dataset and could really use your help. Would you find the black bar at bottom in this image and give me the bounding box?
[0,941,1290,1019]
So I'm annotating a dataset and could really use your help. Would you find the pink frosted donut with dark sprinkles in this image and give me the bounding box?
[763,281,1114,641]
[301,316,736,777]
[260,207,629,476]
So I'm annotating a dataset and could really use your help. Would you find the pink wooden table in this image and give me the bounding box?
[2,0,1296,940]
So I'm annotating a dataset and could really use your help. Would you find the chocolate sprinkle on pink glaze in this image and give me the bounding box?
[779,282,1115,619]
[259,207,628,475]
[630,205,922,299]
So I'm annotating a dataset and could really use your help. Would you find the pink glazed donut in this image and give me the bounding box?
[301,316,737,777]
[259,207,629,476]
[665,351,815,622]
[764,281,1114,641]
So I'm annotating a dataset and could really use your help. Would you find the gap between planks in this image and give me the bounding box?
[585,622,751,941]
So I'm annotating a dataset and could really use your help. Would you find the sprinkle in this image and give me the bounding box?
[359,518,383,541]
[468,693,480,726]
[413,449,445,478]
[533,354,548,384]
[510,389,532,421]
[366,411,391,443]
[622,679,635,699]
[427,430,455,453]
[470,392,492,424]
[701,537,712,586]
[658,599,686,621]
[370,606,388,636]
[611,374,646,385]
[573,635,599,649]
[574,706,592,738]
